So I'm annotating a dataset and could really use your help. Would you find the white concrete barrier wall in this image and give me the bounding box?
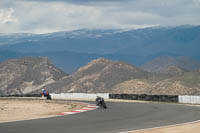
[50,93,109,100]
[179,96,200,104]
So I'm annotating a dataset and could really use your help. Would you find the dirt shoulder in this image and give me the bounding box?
[0,98,87,123]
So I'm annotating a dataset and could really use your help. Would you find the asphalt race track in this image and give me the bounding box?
[1,101,200,133]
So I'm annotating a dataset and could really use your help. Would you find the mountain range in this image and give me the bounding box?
[1,25,200,95]
[0,25,200,73]
[36,58,200,95]
[1,57,200,95]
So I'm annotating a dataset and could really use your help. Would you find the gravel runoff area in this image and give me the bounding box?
[0,98,87,123]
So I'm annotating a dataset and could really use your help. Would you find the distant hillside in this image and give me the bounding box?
[1,26,200,57]
[0,25,200,73]
[141,56,200,72]
[0,50,147,73]
[159,66,188,75]
[111,79,153,94]
[43,58,200,95]
[150,71,200,95]
[0,57,66,95]
[111,70,200,95]
[44,58,171,93]
[44,58,155,93]
[1,57,200,95]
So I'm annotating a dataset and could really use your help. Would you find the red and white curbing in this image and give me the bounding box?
[59,104,98,115]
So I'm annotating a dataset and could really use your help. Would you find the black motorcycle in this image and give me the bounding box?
[46,94,52,100]
[95,97,107,109]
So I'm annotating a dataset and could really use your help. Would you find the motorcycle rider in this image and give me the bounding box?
[96,96,103,106]
[95,96,106,108]
[41,89,51,100]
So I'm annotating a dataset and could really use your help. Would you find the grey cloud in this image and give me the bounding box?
[21,0,127,4]
[0,0,200,33]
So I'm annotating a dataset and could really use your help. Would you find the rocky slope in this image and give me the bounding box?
[141,56,200,72]
[44,58,171,93]
[159,66,188,76]
[44,58,149,93]
[44,58,200,95]
[0,57,66,95]
[1,57,200,95]
[111,79,153,94]
[111,70,200,95]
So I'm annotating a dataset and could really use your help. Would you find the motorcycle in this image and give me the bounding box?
[95,97,107,109]
[46,94,52,100]
[41,89,52,100]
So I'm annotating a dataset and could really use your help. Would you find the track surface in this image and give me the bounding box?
[1,102,200,133]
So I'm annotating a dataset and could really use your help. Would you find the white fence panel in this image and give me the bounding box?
[50,93,109,100]
[178,95,200,104]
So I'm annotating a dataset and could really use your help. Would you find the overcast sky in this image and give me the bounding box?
[0,0,200,34]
